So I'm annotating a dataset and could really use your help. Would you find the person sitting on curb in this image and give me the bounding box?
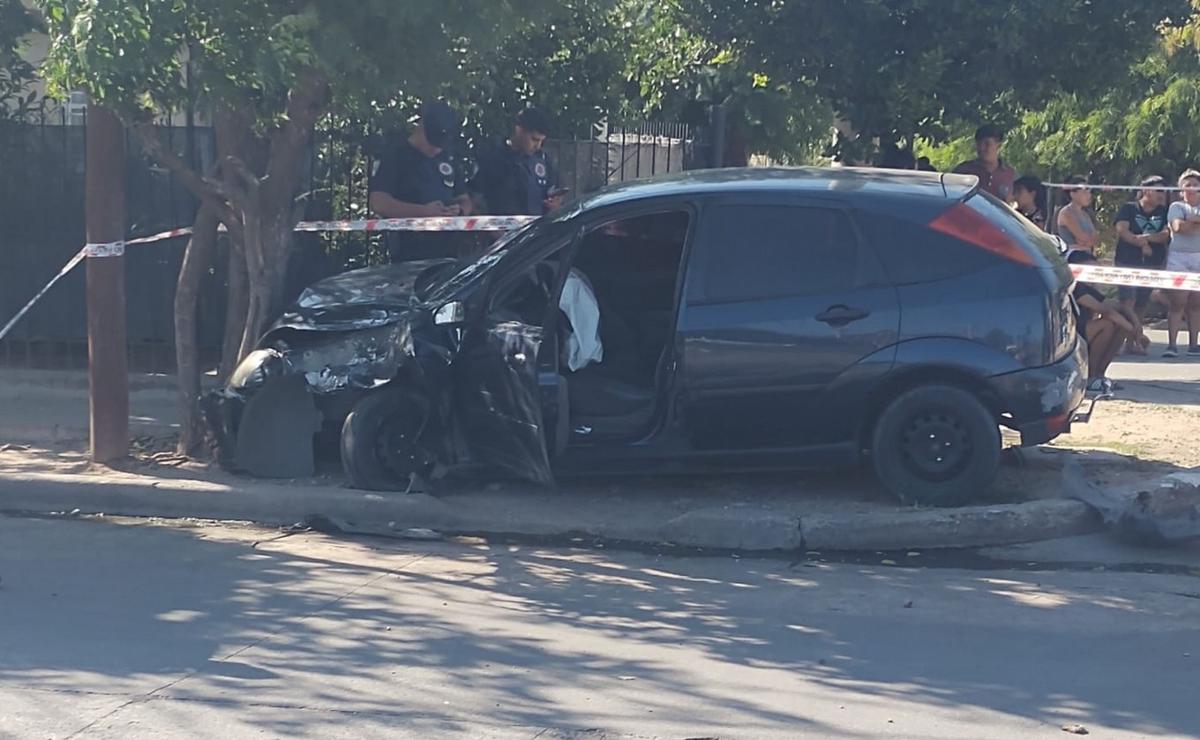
[1067,250,1136,392]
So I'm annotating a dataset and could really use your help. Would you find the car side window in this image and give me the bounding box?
[693,205,859,304]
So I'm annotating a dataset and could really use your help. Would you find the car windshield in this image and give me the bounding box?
[420,220,551,304]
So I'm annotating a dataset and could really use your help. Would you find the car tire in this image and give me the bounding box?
[341,389,437,491]
[870,384,1001,507]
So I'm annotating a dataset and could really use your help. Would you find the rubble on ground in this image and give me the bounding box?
[1065,461,1200,547]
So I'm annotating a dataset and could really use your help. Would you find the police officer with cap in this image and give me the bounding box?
[470,107,565,216]
[369,100,473,262]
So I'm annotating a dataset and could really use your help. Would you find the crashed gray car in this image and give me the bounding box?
[206,168,1092,505]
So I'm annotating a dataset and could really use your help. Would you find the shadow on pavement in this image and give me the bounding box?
[1,515,1196,738]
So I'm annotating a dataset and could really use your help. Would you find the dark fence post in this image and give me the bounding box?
[710,105,727,168]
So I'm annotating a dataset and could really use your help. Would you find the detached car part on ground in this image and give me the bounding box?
[205,167,1094,506]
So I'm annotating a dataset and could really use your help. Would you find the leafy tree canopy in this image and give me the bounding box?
[663,0,1190,159]
[36,0,546,128]
[0,0,40,120]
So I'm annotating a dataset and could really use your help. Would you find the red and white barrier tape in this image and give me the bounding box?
[83,241,126,257]
[87,216,537,248]
[0,249,88,342]
[1072,263,1200,292]
[295,216,536,233]
[128,227,195,245]
[1043,181,1189,193]
[0,216,536,343]
[6,213,1200,344]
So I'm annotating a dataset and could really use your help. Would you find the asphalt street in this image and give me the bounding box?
[1,515,1197,739]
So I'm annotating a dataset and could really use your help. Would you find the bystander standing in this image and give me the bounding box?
[1057,176,1100,253]
[1113,175,1170,354]
[1164,169,1200,357]
[471,108,565,217]
[368,100,472,263]
[954,124,1017,200]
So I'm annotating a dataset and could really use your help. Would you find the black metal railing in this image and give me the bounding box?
[0,112,702,369]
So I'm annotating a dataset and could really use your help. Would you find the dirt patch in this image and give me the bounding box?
[1052,400,1200,469]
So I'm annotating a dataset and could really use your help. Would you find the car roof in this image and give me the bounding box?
[571,166,979,213]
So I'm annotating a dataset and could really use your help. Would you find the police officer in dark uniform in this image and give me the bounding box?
[368,100,473,262]
[470,108,565,216]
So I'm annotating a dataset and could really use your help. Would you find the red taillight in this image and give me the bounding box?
[929,203,1037,266]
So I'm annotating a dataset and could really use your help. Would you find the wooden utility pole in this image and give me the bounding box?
[84,105,129,463]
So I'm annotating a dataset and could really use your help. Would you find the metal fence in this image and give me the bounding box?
[0,114,703,370]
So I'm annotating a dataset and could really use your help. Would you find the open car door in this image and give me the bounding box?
[453,229,577,485]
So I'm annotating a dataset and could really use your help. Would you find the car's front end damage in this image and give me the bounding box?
[202,261,461,479]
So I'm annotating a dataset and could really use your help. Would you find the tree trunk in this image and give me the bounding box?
[219,234,249,381]
[130,77,327,381]
[213,106,265,378]
[174,204,219,456]
[233,73,326,361]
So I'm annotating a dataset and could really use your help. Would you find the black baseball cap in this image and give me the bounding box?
[420,100,457,148]
[516,107,551,136]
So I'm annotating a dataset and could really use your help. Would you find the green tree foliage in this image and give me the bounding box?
[1005,6,1200,185]
[624,0,831,163]
[455,0,632,142]
[667,0,1190,159]
[0,0,39,120]
[919,1,1200,186]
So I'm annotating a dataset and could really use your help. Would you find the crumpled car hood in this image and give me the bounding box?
[271,260,456,333]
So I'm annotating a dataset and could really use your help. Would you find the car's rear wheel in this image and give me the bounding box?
[870,384,1001,506]
[341,389,438,491]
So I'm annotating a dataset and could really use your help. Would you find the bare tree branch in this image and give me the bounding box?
[130,121,244,240]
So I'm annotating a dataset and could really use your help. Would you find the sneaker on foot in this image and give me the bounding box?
[1188,346,1200,357]
[1164,347,1180,358]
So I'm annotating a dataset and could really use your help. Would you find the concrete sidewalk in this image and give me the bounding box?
[3,358,1194,553]
[0,444,1101,552]
[0,368,180,444]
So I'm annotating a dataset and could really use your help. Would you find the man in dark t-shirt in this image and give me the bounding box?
[470,108,563,217]
[368,100,473,262]
[1112,175,1170,352]
[1114,176,1170,270]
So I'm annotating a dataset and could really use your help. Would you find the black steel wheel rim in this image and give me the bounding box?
[899,410,972,481]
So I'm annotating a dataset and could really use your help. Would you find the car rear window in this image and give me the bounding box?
[860,211,996,285]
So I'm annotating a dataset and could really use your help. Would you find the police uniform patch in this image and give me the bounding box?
[438,162,454,177]
[534,162,547,180]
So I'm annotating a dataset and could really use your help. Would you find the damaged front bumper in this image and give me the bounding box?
[204,318,454,477]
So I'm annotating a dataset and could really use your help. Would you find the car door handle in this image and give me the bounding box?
[816,305,871,327]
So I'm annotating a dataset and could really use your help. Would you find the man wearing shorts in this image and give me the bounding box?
[1165,170,1200,357]
[1112,176,1171,354]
